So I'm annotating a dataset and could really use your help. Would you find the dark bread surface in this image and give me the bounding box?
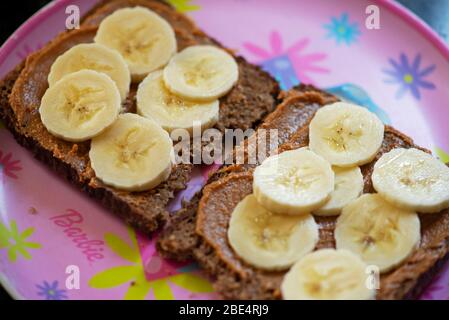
[157,85,338,259]
[0,0,279,234]
[1,63,193,233]
[158,86,449,300]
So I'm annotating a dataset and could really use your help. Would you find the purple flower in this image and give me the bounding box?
[36,280,68,300]
[383,53,436,100]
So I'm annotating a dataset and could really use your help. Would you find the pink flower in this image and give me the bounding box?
[0,150,22,179]
[243,31,329,88]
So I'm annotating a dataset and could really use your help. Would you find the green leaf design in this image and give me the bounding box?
[124,272,151,300]
[435,147,449,164]
[0,220,41,262]
[9,220,18,237]
[166,0,200,13]
[104,232,139,263]
[89,265,140,289]
[17,246,32,260]
[20,227,35,239]
[24,242,42,249]
[0,222,10,248]
[170,273,213,293]
[152,279,174,300]
[127,227,138,254]
[7,248,17,262]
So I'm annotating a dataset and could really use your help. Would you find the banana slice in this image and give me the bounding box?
[89,113,173,192]
[253,148,334,215]
[335,193,420,273]
[372,148,449,213]
[48,43,131,101]
[39,70,120,142]
[136,70,219,134]
[309,102,384,167]
[314,166,364,216]
[94,7,177,82]
[163,45,239,102]
[281,249,375,300]
[228,194,318,271]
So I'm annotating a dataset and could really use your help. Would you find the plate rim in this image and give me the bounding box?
[376,0,449,62]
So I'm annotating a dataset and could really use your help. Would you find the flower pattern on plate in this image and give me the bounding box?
[435,147,449,164]
[0,220,41,262]
[0,150,22,180]
[243,31,329,89]
[89,227,213,300]
[326,83,391,124]
[383,53,436,100]
[1,0,448,301]
[324,13,360,45]
[36,280,68,300]
[166,0,200,13]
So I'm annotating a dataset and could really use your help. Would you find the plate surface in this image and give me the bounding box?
[1,0,449,300]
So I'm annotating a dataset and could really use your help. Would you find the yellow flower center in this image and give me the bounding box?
[403,73,414,84]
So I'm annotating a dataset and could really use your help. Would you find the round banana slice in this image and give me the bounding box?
[314,166,364,216]
[136,70,219,134]
[228,194,319,271]
[281,249,375,300]
[253,148,334,215]
[163,45,239,101]
[48,43,131,101]
[372,148,449,213]
[335,194,420,273]
[309,102,384,167]
[90,113,173,192]
[94,7,177,82]
[39,70,120,142]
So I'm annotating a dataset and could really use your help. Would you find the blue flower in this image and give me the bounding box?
[324,13,360,45]
[261,55,300,90]
[36,280,68,300]
[383,53,436,100]
[326,83,390,124]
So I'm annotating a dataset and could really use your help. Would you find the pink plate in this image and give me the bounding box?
[1,0,449,300]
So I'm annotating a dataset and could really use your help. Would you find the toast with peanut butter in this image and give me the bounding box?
[0,0,278,234]
[158,85,449,300]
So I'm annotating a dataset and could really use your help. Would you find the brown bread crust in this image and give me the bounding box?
[158,86,338,260]
[158,86,449,300]
[0,0,279,235]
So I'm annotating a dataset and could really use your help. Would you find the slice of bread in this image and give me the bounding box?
[157,85,338,260]
[0,0,279,234]
[158,85,449,299]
